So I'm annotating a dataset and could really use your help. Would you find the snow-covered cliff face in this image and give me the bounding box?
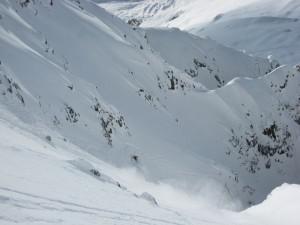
[100,0,300,65]
[1,0,300,224]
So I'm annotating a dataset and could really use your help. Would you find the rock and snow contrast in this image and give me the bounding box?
[0,0,300,224]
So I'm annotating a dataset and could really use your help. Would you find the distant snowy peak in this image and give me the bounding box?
[99,0,300,64]
[98,0,259,28]
[99,0,300,28]
[98,0,175,27]
[197,16,300,65]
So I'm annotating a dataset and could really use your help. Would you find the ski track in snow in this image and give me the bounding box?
[0,187,185,225]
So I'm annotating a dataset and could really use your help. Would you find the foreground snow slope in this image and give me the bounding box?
[1,107,299,225]
[241,183,300,225]
[0,0,300,222]
[0,110,210,225]
[100,0,300,64]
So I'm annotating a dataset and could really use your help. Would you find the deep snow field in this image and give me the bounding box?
[1,0,300,224]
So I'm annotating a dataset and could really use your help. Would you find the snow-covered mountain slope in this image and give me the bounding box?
[195,1,300,65]
[99,0,300,65]
[144,28,277,89]
[197,17,300,65]
[241,183,300,225]
[1,110,299,225]
[1,0,300,223]
[98,0,258,29]
[0,110,226,225]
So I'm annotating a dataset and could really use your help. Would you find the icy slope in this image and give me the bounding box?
[0,0,300,217]
[99,0,300,64]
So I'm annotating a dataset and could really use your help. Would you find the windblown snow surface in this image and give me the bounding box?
[1,0,300,224]
[100,0,300,65]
